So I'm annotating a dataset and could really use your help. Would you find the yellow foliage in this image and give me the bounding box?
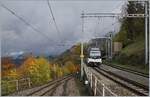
[18,56,37,77]
[64,61,76,73]
[5,69,19,79]
[18,56,51,85]
[2,55,80,87]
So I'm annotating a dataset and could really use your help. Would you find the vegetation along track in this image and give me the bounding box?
[93,67,149,96]
[27,75,72,96]
[104,63,149,78]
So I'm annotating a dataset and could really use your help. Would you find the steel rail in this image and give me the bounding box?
[26,75,72,96]
[40,77,72,96]
[103,63,149,78]
[93,67,149,96]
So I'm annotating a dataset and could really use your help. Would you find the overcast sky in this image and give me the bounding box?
[0,0,125,56]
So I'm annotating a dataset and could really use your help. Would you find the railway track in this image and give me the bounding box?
[26,75,72,96]
[93,67,149,96]
[104,62,149,78]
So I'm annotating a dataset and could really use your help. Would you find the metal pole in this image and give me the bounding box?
[105,39,108,59]
[148,1,150,63]
[80,11,84,80]
[108,36,111,59]
[54,64,56,79]
[145,1,148,64]
[81,42,84,79]
[107,38,109,59]
[90,73,92,88]
[28,78,31,88]
[96,41,97,47]
[110,32,113,59]
[16,80,19,91]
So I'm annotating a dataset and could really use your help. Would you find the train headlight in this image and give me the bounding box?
[95,58,102,63]
[99,58,102,63]
[87,58,90,63]
[87,58,92,63]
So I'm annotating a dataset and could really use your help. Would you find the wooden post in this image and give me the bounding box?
[94,77,97,96]
[102,84,105,97]
[6,81,9,92]
[90,73,92,88]
[16,80,19,91]
[28,78,31,88]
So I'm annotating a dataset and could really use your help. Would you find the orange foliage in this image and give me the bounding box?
[2,68,19,79]
[1,57,17,78]
[18,55,37,78]
[64,61,80,74]
[1,57,15,70]
[1,55,80,81]
[74,64,80,72]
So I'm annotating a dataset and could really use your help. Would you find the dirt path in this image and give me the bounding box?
[52,78,80,96]
[65,78,80,96]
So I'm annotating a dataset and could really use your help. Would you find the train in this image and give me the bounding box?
[87,47,102,67]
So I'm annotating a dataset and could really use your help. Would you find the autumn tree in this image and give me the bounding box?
[35,57,51,83]
[18,56,51,85]
[1,57,18,79]
[1,57,15,70]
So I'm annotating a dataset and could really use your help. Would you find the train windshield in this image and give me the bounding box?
[90,51,101,58]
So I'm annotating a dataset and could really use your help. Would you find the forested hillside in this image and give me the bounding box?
[113,1,148,70]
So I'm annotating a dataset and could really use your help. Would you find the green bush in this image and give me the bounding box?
[1,80,16,95]
[113,50,145,66]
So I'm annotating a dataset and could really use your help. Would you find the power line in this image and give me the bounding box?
[1,3,75,47]
[0,3,55,43]
[2,0,148,1]
[47,0,61,36]
[47,0,75,45]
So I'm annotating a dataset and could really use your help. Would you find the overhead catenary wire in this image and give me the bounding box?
[47,0,61,36]
[0,3,74,46]
[0,3,74,47]
[47,0,75,45]
[0,3,56,43]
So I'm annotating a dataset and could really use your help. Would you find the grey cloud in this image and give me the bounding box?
[0,0,124,56]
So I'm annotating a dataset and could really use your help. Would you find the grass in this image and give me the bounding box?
[110,36,149,74]
[1,80,16,96]
[121,39,144,56]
